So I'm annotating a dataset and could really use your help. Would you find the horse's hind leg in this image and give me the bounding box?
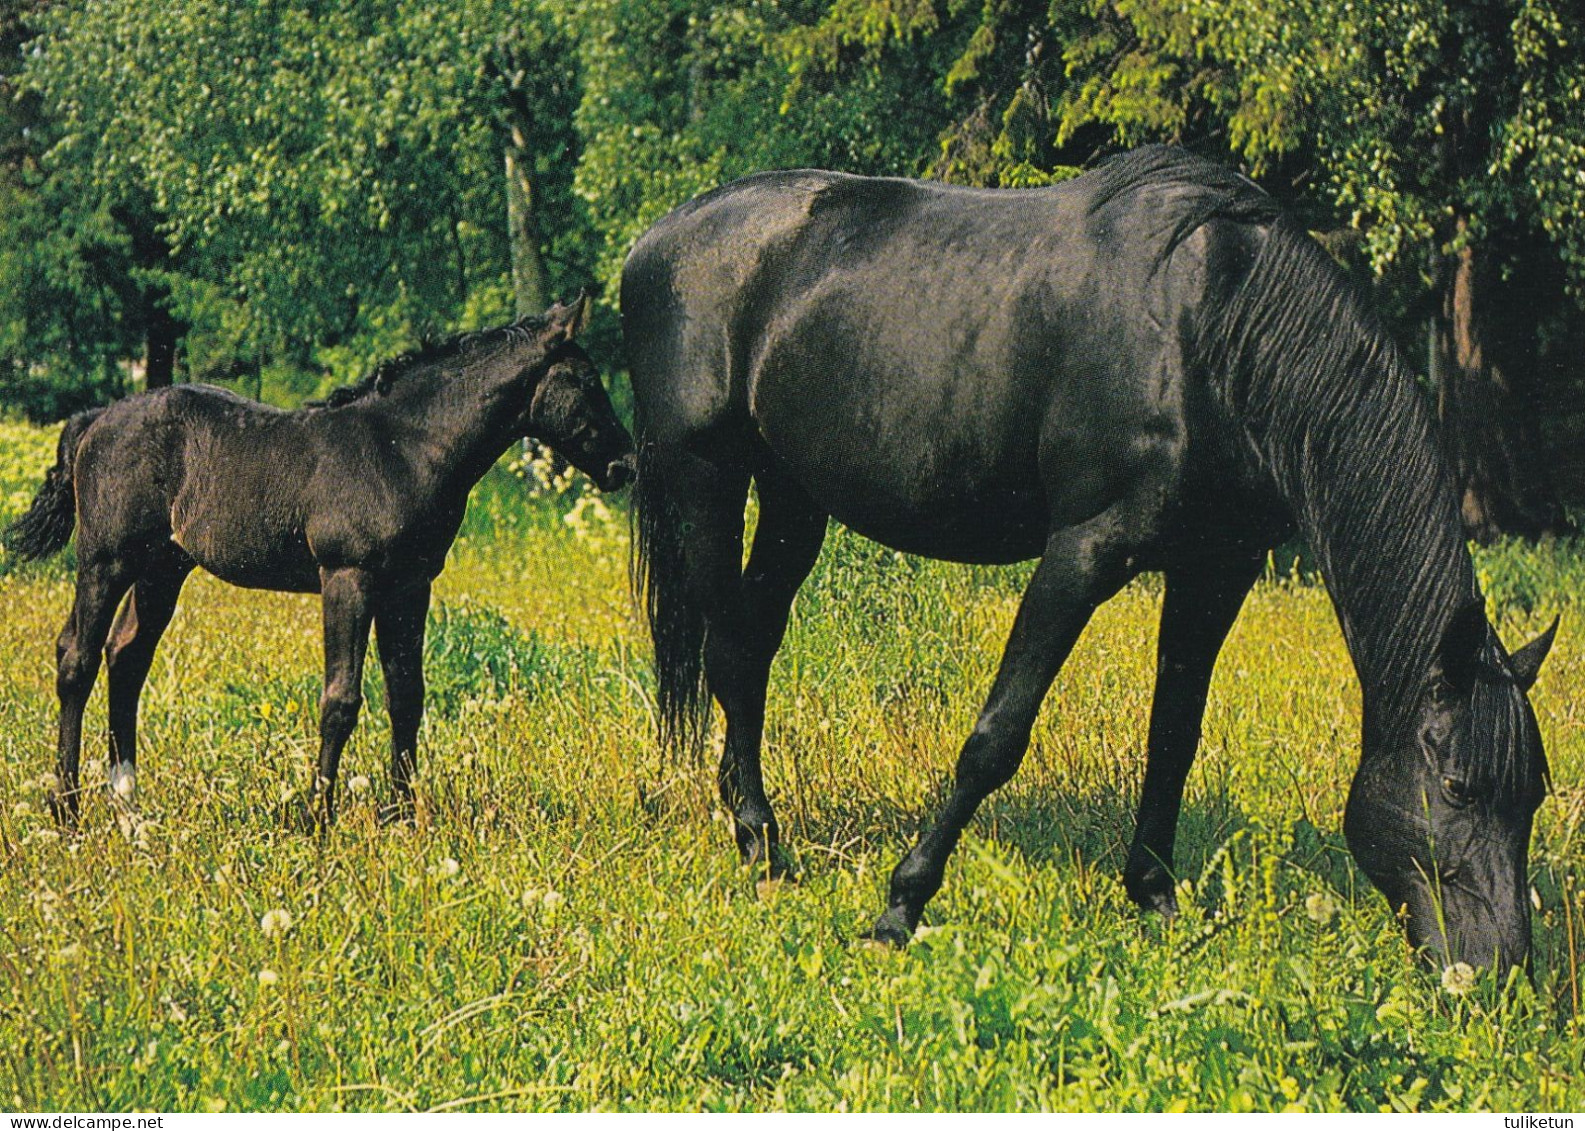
[51,559,135,825]
[104,548,194,809]
[373,580,430,824]
[1123,549,1263,915]
[867,514,1134,945]
[711,468,827,878]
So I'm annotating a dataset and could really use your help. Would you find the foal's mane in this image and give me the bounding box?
[311,314,550,409]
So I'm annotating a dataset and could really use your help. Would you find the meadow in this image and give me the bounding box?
[1,416,1582,1112]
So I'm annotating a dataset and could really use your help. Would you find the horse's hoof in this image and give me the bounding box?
[1124,867,1179,918]
[861,911,915,949]
[377,799,417,828]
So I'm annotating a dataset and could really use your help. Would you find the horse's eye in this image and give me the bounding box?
[1442,776,1476,808]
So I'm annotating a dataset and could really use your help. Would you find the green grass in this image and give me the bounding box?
[1,420,1583,1111]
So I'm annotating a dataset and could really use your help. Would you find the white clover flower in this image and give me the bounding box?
[1304,892,1337,925]
[257,969,280,987]
[431,857,461,880]
[55,942,83,963]
[347,775,372,795]
[12,800,33,819]
[1441,962,1478,997]
[260,908,294,939]
[540,889,565,914]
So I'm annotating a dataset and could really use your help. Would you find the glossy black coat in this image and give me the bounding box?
[623,147,1554,974]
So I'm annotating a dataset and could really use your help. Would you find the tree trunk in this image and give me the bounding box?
[505,144,546,319]
[143,295,182,390]
[1431,220,1567,542]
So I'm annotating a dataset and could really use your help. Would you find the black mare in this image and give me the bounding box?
[8,298,634,828]
[623,148,1557,974]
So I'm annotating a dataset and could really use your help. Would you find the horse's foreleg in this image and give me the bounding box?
[104,556,192,810]
[309,567,375,830]
[374,581,430,825]
[51,561,134,826]
[867,518,1133,945]
[1123,551,1262,916]
[710,471,827,879]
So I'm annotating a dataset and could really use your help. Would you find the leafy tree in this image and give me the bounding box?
[19,0,590,395]
[0,0,170,413]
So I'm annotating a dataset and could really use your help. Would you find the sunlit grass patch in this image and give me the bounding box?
[0,423,1581,1111]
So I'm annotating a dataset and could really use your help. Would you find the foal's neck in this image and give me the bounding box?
[379,359,525,492]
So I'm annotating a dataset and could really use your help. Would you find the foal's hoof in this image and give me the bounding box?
[46,791,79,830]
[378,798,417,828]
[284,795,332,837]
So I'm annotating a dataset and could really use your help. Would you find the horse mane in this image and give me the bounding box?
[1085,145,1283,269]
[310,313,551,409]
[1185,202,1543,805]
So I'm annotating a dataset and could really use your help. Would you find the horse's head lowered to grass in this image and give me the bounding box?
[1346,604,1557,975]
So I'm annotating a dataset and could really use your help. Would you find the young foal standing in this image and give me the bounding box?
[7,297,634,828]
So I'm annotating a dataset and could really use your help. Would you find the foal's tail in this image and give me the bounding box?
[630,441,711,755]
[4,407,104,561]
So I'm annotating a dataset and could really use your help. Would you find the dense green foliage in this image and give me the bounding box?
[2,420,1583,1112]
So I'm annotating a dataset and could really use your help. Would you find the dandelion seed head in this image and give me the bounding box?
[260,908,294,938]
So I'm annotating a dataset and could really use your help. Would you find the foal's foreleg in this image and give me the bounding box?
[710,472,826,877]
[308,567,376,830]
[1123,551,1262,915]
[104,558,192,808]
[867,520,1132,945]
[51,562,134,826]
[374,581,430,824]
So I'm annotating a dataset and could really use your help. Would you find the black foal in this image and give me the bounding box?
[7,297,634,828]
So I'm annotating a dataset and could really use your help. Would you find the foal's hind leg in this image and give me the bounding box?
[104,549,194,808]
[1123,550,1263,915]
[374,580,430,825]
[710,469,827,878]
[51,560,135,825]
[867,515,1134,945]
[305,567,376,830]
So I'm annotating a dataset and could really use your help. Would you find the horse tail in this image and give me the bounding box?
[630,440,711,755]
[4,407,105,562]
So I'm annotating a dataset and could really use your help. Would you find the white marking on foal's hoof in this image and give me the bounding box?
[109,762,137,805]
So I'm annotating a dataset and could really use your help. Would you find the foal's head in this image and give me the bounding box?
[519,296,635,492]
[1345,602,1556,977]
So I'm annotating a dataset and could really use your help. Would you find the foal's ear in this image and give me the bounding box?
[1431,599,1489,697]
[1509,615,1559,691]
[543,292,590,344]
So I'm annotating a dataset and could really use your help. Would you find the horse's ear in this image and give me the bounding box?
[543,292,589,344]
[1432,599,1488,697]
[1509,615,1559,691]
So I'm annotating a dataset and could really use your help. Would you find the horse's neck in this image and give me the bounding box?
[1270,379,1474,732]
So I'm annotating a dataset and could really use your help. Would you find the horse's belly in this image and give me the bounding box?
[785,451,1049,564]
[172,518,319,593]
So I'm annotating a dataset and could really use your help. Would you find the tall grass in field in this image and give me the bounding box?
[0,418,1581,1111]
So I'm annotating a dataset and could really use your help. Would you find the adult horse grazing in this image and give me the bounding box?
[8,298,634,829]
[623,147,1557,974]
